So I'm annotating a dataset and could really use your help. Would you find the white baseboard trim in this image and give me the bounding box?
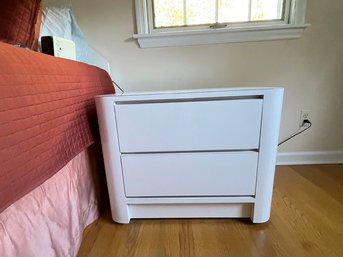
[277,151,343,165]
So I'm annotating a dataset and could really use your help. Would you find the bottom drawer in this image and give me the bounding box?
[121,152,258,197]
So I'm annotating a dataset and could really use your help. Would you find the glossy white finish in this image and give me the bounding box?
[116,99,262,152]
[252,89,284,223]
[129,203,252,219]
[95,97,130,223]
[95,87,284,224]
[122,152,258,197]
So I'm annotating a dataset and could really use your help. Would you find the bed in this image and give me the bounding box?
[0,19,114,257]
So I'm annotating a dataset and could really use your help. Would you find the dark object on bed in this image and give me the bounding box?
[0,42,115,212]
[41,36,55,56]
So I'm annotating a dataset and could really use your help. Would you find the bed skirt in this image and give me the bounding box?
[0,146,103,257]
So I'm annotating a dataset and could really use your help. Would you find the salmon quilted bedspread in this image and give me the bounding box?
[0,42,114,212]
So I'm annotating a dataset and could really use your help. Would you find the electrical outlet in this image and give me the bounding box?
[300,110,311,126]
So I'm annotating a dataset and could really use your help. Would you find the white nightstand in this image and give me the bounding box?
[95,87,283,224]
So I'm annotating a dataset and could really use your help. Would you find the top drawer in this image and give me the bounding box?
[115,98,262,153]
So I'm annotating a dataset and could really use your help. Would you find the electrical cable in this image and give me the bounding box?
[278,120,312,146]
[112,80,124,94]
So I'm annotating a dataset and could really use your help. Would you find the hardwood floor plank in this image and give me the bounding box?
[292,165,343,204]
[273,166,343,257]
[275,166,343,230]
[77,165,343,257]
[319,165,343,182]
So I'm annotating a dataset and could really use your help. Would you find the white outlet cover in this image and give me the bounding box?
[300,110,311,126]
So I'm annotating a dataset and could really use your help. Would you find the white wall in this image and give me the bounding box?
[44,0,343,153]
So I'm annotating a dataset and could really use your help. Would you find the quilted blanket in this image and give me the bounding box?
[0,42,114,212]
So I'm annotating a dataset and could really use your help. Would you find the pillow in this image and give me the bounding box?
[40,6,110,73]
[0,0,41,48]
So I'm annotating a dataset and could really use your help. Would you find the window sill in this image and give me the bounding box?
[133,24,310,48]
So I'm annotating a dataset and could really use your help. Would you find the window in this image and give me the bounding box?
[134,0,309,48]
[154,0,285,28]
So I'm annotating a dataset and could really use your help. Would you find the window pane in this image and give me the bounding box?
[153,0,184,28]
[186,0,216,26]
[218,0,250,23]
[251,0,284,21]
[153,0,286,28]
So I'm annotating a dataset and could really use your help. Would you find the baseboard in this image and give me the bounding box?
[277,151,343,165]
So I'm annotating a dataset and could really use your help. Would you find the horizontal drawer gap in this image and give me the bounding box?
[126,195,255,199]
[115,95,263,105]
[121,149,259,155]
[126,196,256,204]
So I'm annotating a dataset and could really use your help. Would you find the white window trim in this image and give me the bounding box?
[133,0,309,48]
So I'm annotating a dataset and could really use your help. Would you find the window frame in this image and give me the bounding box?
[134,0,309,48]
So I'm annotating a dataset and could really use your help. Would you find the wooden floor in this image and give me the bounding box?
[77,165,343,257]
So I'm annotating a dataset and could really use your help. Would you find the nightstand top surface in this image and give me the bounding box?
[96,87,283,102]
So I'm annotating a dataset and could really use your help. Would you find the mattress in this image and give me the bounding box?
[0,42,114,212]
[0,146,101,257]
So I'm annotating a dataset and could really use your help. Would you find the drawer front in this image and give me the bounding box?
[122,152,258,197]
[115,99,262,153]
